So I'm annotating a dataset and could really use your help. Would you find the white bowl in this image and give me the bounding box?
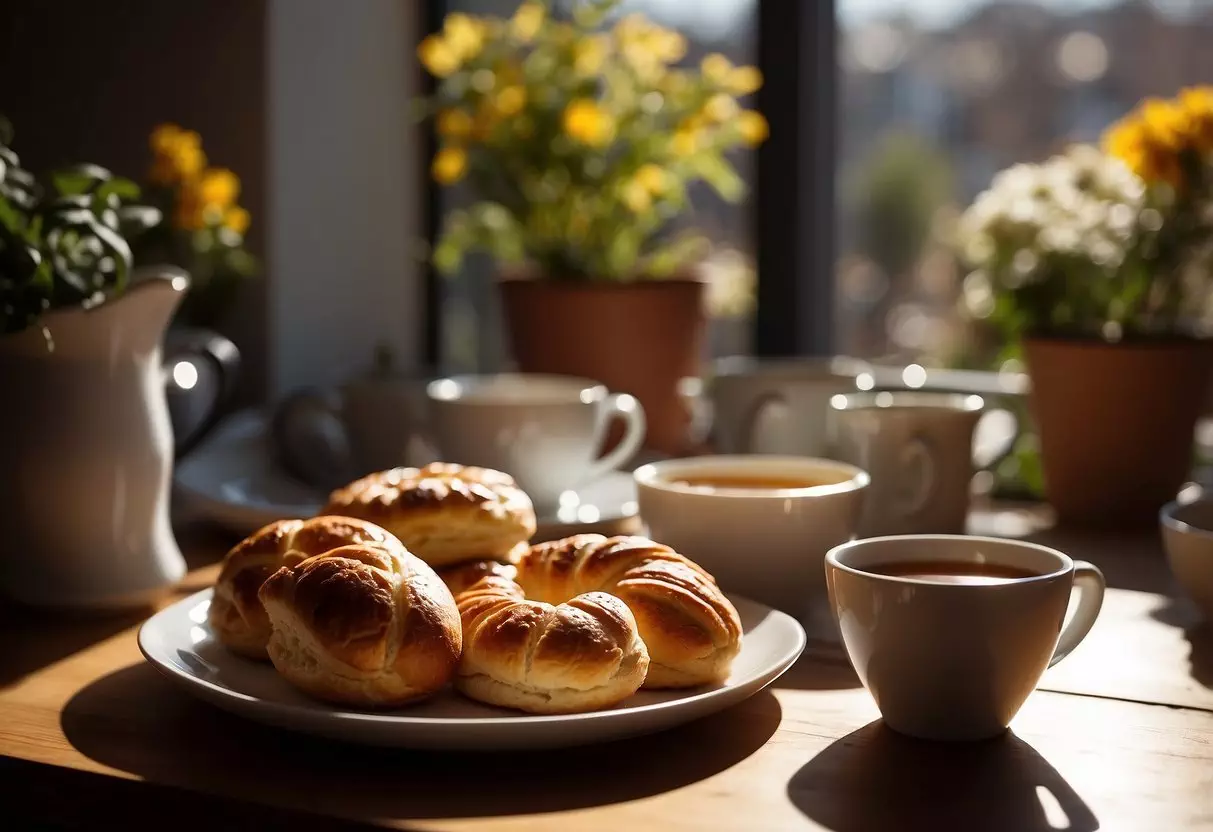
[1161,498,1213,620]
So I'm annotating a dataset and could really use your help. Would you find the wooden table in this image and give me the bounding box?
[4,510,1213,831]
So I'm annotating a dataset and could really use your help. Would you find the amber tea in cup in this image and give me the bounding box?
[866,560,1038,585]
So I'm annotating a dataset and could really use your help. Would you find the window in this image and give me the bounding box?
[428,0,759,373]
[836,0,1213,372]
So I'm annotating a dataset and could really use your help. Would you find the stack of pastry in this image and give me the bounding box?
[208,462,743,715]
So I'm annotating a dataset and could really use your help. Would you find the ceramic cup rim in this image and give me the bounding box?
[825,534,1074,588]
[634,455,870,499]
[1160,498,1213,542]
[829,391,986,414]
[426,373,608,406]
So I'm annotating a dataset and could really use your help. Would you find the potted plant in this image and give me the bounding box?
[0,116,200,608]
[418,0,768,453]
[956,88,1213,527]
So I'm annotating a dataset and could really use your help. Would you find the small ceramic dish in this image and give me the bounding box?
[1160,498,1213,620]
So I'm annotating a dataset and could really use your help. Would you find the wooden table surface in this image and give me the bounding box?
[4,509,1213,831]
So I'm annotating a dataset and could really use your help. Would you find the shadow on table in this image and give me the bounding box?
[787,721,1098,832]
[1150,598,1213,692]
[770,650,861,691]
[62,662,782,822]
[0,602,148,690]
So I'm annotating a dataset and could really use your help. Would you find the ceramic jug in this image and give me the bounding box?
[0,268,226,608]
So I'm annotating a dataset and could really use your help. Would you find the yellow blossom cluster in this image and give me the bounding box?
[148,124,250,235]
[1103,87,1213,191]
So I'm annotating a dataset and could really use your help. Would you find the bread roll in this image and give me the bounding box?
[518,535,743,688]
[437,556,520,597]
[258,541,462,707]
[455,575,649,714]
[321,463,536,568]
[209,516,401,659]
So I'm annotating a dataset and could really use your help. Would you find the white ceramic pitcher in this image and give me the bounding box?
[0,269,194,608]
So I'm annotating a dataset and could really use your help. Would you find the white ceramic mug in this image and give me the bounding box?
[825,535,1105,742]
[635,455,869,620]
[698,357,868,456]
[828,392,1018,536]
[426,374,646,508]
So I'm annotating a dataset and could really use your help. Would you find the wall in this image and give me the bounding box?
[267,0,422,397]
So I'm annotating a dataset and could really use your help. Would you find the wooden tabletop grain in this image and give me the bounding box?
[3,510,1213,831]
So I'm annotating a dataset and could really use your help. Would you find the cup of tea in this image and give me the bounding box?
[828,392,1018,536]
[426,373,646,508]
[825,535,1105,741]
[635,455,869,619]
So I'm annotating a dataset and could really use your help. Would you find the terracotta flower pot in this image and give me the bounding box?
[1024,336,1213,528]
[500,276,706,455]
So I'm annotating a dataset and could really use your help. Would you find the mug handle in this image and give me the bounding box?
[740,391,786,453]
[581,394,647,485]
[1048,561,1106,668]
[894,435,937,517]
[164,327,241,458]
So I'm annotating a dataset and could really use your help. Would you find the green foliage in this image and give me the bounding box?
[0,119,161,336]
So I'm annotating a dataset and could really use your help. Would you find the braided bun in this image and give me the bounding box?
[321,463,536,568]
[455,575,649,714]
[258,542,461,707]
[518,535,743,688]
[209,516,402,658]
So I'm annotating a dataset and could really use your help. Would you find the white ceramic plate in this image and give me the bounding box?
[174,411,323,535]
[139,589,805,750]
[175,411,646,539]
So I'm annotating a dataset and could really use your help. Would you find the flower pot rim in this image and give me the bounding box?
[1024,333,1213,349]
[499,272,706,288]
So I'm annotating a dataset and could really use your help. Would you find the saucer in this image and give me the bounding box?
[176,410,645,540]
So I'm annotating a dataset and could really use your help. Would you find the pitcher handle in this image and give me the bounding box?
[165,327,241,458]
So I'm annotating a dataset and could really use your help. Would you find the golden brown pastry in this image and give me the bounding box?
[258,541,462,707]
[209,516,401,659]
[320,463,536,568]
[455,575,649,714]
[518,535,743,688]
[437,556,520,597]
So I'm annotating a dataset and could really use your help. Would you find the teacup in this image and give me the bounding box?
[825,535,1105,741]
[828,392,1018,536]
[426,373,646,508]
[696,356,868,456]
[635,455,869,619]
[1160,497,1213,622]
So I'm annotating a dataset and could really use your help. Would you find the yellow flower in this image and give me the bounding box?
[494,85,527,117]
[198,168,240,209]
[622,179,652,213]
[437,108,473,139]
[150,124,184,155]
[432,146,468,184]
[648,27,687,63]
[511,2,545,42]
[444,13,486,62]
[148,126,206,185]
[1103,117,1181,189]
[701,53,733,84]
[573,35,610,76]
[1180,86,1213,152]
[635,164,667,195]
[738,110,769,146]
[562,99,615,147]
[1139,98,1188,151]
[614,13,648,43]
[224,206,251,236]
[704,93,740,123]
[726,66,763,95]
[418,34,461,77]
[671,128,700,157]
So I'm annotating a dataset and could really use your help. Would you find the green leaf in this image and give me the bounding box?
[96,176,140,203]
[689,154,745,201]
[51,164,112,197]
